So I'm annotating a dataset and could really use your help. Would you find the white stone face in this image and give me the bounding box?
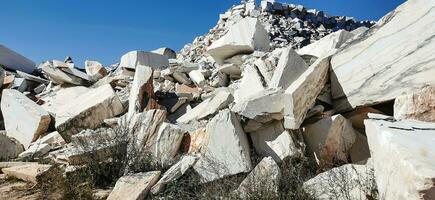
[269,47,308,90]
[151,122,186,166]
[55,84,124,142]
[1,163,52,184]
[188,70,206,86]
[41,64,87,85]
[1,89,51,148]
[207,17,270,64]
[283,56,330,129]
[40,86,90,117]
[394,86,435,122]
[177,89,233,123]
[365,116,435,200]
[127,65,153,119]
[250,121,299,163]
[107,171,161,200]
[0,44,35,73]
[152,47,177,59]
[331,0,435,112]
[297,30,354,58]
[120,51,169,70]
[303,114,357,165]
[234,64,266,103]
[194,110,251,183]
[85,60,107,81]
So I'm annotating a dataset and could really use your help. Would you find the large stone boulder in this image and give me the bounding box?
[269,47,308,90]
[40,86,90,117]
[1,89,51,148]
[127,65,154,119]
[0,44,35,73]
[194,110,252,182]
[55,84,124,142]
[331,0,435,112]
[207,17,270,64]
[107,171,161,200]
[119,51,169,70]
[365,114,435,199]
[152,47,177,59]
[394,86,435,122]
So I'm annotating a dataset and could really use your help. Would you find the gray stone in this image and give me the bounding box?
[119,51,169,70]
[152,47,177,59]
[0,132,24,160]
[234,64,266,103]
[0,44,35,73]
[269,47,308,90]
[150,122,186,166]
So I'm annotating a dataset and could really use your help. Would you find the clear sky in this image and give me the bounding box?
[1,0,405,67]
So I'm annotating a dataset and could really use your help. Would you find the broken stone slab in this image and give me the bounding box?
[303,114,357,166]
[119,51,169,70]
[32,131,65,147]
[269,47,308,90]
[41,63,87,86]
[232,88,284,123]
[207,17,270,64]
[0,44,35,73]
[175,84,201,100]
[236,157,280,199]
[152,47,177,59]
[10,77,27,92]
[365,115,435,199]
[151,155,197,194]
[55,84,124,142]
[304,163,374,200]
[16,70,49,84]
[188,70,206,86]
[177,89,233,123]
[1,89,51,148]
[172,71,192,85]
[283,56,330,129]
[349,131,370,164]
[40,86,90,117]
[394,86,435,122]
[0,131,24,160]
[127,65,154,120]
[297,30,355,58]
[185,127,208,154]
[60,67,92,82]
[85,60,107,81]
[194,110,252,183]
[107,171,161,200]
[250,120,299,163]
[218,63,241,76]
[1,163,52,184]
[330,0,435,112]
[18,143,51,159]
[234,64,266,103]
[343,107,383,132]
[150,122,186,166]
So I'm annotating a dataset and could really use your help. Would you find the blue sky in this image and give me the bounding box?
[0,0,405,67]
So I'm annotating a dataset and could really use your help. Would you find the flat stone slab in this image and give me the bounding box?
[0,44,35,73]
[107,171,161,200]
[120,51,169,70]
[2,163,52,184]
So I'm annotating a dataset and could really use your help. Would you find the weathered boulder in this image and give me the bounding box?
[151,155,197,194]
[283,56,330,129]
[2,163,52,184]
[236,157,280,198]
[194,110,251,182]
[394,86,435,122]
[207,17,270,64]
[250,120,299,163]
[1,89,51,148]
[0,44,35,73]
[150,122,186,166]
[0,132,24,160]
[127,65,154,119]
[55,84,124,142]
[177,89,233,123]
[297,30,354,58]
[152,47,177,59]
[303,114,357,166]
[40,86,90,117]
[365,115,435,199]
[269,47,308,90]
[85,60,107,81]
[331,0,435,112]
[107,171,161,200]
[119,51,169,70]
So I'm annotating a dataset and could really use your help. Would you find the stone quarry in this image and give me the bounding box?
[0,0,434,199]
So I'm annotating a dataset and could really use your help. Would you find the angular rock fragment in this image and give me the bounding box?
[207,17,270,64]
[151,155,197,194]
[1,89,51,148]
[303,114,356,166]
[0,44,35,73]
[85,60,107,81]
[107,171,161,200]
[120,51,169,70]
[331,0,435,112]
[55,84,124,142]
[0,132,24,160]
[283,56,330,129]
[234,64,266,103]
[40,86,90,117]
[194,110,251,182]
[188,70,206,86]
[172,71,192,85]
[236,157,280,199]
[18,143,51,159]
[2,163,52,184]
[177,89,233,123]
[151,122,186,166]
[152,47,177,59]
[269,47,308,90]
[342,107,383,131]
[365,115,435,199]
[127,65,154,119]
[394,86,435,122]
[297,30,354,58]
[41,62,87,86]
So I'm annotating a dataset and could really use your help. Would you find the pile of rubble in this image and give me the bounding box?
[0,0,434,199]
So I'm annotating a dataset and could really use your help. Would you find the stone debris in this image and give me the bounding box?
[365,114,435,200]
[0,0,433,199]
[107,171,161,200]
